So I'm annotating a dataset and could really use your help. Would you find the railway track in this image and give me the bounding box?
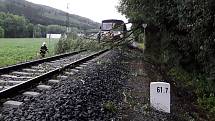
[0,49,109,101]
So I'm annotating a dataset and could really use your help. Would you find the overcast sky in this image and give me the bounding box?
[26,0,127,23]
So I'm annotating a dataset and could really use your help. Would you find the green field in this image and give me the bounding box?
[0,38,59,67]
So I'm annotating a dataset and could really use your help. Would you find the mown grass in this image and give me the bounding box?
[0,38,59,67]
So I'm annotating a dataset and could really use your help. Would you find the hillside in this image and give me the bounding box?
[0,0,100,30]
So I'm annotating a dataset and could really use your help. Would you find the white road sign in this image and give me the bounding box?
[150,82,170,113]
[46,34,61,39]
[142,24,147,28]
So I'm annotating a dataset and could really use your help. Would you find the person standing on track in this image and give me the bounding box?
[40,42,48,58]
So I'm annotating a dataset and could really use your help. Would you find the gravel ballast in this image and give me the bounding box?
[0,49,127,121]
[0,47,205,120]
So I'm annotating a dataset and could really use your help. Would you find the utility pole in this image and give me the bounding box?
[142,24,147,53]
[66,3,70,34]
[33,26,34,38]
[142,24,147,44]
[33,25,35,39]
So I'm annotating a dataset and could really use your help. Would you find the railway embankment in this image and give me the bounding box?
[119,46,208,121]
[0,46,212,120]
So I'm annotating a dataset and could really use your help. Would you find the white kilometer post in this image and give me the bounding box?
[150,82,170,113]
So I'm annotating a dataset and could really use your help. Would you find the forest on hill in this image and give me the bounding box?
[0,0,100,29]
[0,12,80,38]
[0,0,100,38]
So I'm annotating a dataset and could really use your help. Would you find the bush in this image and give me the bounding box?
[118,0,215,114]
[168,67,215,115]
[198,96,215,114]
[55,34,72,54]
[55,33,105,54]
[103,101,117,113]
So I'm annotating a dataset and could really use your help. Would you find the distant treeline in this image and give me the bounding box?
[0,12,81,38]
[0,0,99,30]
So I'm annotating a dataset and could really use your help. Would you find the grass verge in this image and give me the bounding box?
[168,67,215,118]
[0,38,59,67]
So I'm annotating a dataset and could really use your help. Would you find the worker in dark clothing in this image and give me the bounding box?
[40,42,48,58]
[97,32,101,43]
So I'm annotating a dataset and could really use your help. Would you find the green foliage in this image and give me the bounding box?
[118,0,215,114]
[47,25,66,34]
[2,12,31,38]
[37,24,47,38]
[0,26,4,38]
[103,101,117,113]
[168,67,193,86]
[27,23,34,38]
[55,33,104,54]
[55,34,73,54]
[198,96,215,114]
[118,0,215,72]
[168,67,215,115]
[33,24,42,38]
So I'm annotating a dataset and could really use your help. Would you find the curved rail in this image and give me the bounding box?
[0,49,109,99]
[0,50,86,74]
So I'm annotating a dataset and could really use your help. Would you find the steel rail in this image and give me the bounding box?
[0,50,86,74]
[0,49,109,99]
